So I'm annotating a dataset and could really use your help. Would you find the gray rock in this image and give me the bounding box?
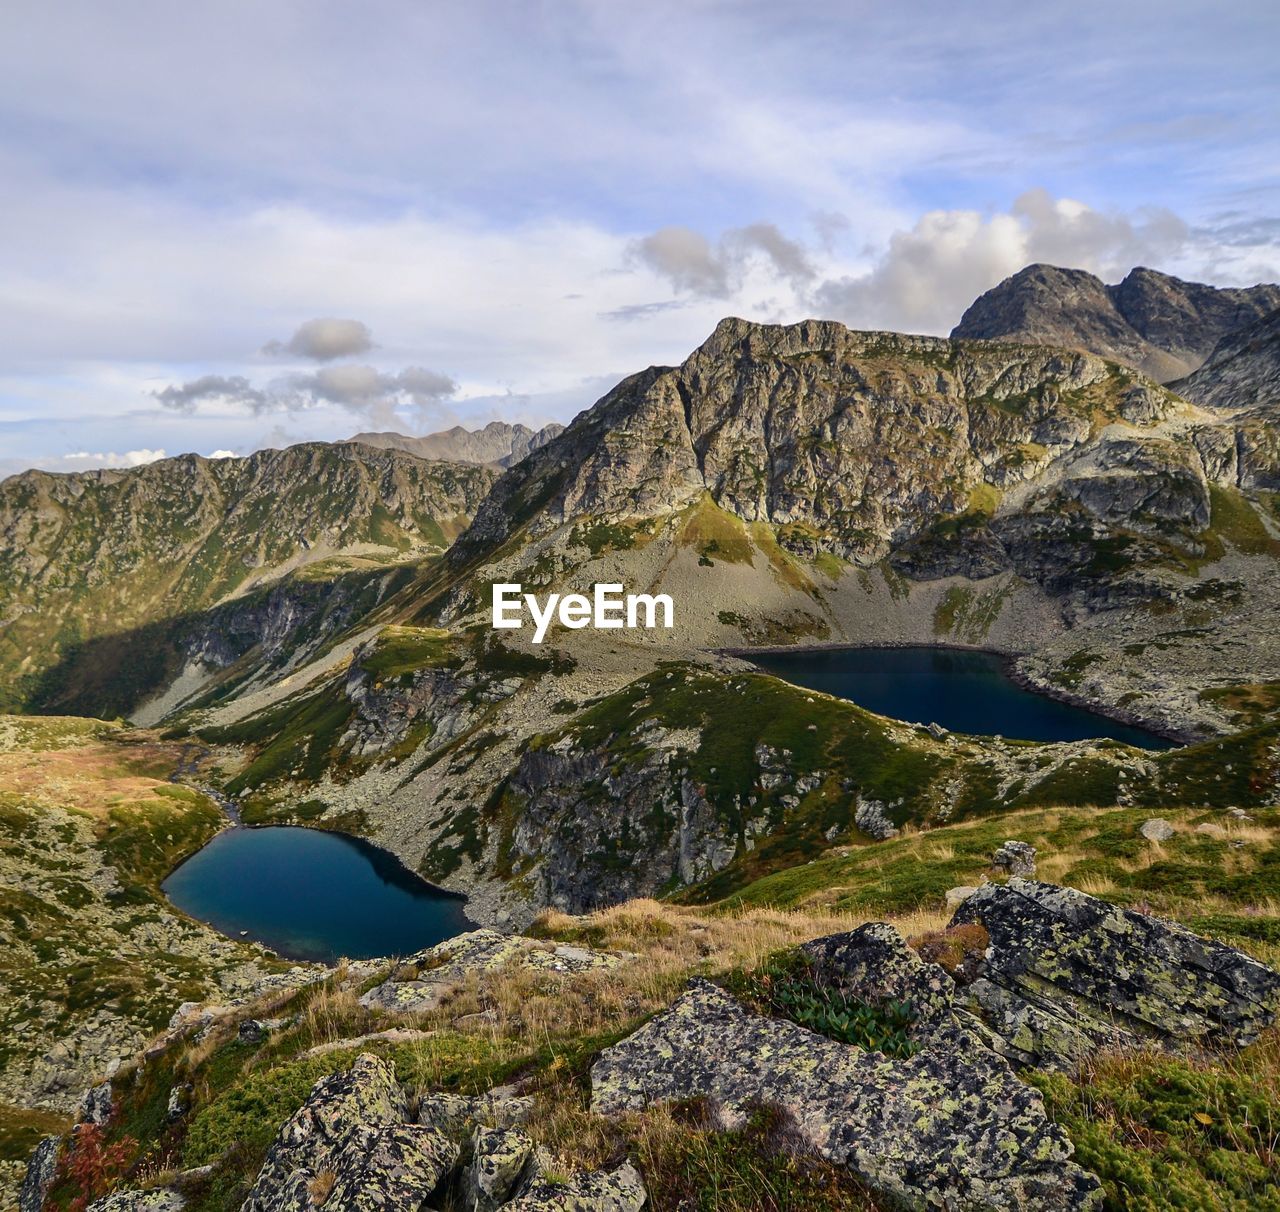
[238,1019,265,1044]
[505,1161,647,1211]
[991,840,1037,878]
[325,1123,459,1211]
[591,978,1101,1210]
[946,885,979,910]
[79,1081,113,1126]
[361,930,624,1015]
[417,1086,533,1135]
[241,1053,456,1212]
[165,1083,191,1123]
[854,796,900,841]
[951,879,1280,1068]
[18,1135,59,1212]
[1139,817,1176,843]
[85,1193,184,1211]
[463,1126,536,1211]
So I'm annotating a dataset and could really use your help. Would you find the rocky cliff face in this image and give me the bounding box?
[0,444,496,713]
[345,420,565,467]
[1176,306,1280,412]
[952,264,1280,381]
[453,317,1260,609]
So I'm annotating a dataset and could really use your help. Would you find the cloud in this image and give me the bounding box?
[153,374,269,413]
[60,449,166,469]
[632,222,817,299]
[263,317,374,361]
[153,363,459,429]
[812,190,1198,333]
[208,449,236,458]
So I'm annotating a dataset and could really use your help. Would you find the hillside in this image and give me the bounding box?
[0,444,496,716]
[952,264,1280,382]
[140,315,1280,932]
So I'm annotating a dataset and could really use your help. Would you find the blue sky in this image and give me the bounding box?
[2,0,1278,477]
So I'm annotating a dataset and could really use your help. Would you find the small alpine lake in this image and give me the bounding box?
[747,645,1173,749]
[163,824,472,964]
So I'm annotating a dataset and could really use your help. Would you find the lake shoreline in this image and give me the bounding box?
[723,640,1186,747]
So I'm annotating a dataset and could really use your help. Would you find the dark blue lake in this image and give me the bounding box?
[748,646,1172,749]
[163,825,472,963]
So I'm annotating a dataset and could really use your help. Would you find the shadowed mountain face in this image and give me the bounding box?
[0,443,496,712]
[1176,306,1280,411]
[345,420,565,467]
[952,264,1280,382]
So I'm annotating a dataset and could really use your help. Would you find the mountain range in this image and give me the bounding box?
[5,263,1280,1212]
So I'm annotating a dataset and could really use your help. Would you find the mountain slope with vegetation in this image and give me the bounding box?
[0,444,496,716]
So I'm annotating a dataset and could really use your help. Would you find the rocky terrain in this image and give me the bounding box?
[346,421,565,468]
[952,264,1280,381]
[14,868,1280,1210]
[5,265,1280,1208]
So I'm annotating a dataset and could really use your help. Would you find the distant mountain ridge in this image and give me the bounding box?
[346,419,565,467]
[952,263,1280,383]
[0,443,496,712]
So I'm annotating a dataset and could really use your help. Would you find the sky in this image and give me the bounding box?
[2,0,1278,479]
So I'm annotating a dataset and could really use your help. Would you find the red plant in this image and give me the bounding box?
[60,1123,138,1211]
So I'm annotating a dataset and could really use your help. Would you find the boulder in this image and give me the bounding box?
[78,1080,113,1126]
[85,1194,184,1211]
[417,1085,533,1135]
[325,1123,460,1211]
[991,840,1036,878]
[1139,818,1176,843]
[945,885,979,910]
[18,1135,60,1212]
[463,1126,536,1210]
[505,1161,647,1211]
[241,1053,456,1212]
[951,879,1280,1067]
[591,977,1101,1210]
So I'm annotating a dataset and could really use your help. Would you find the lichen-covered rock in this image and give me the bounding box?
[360,930,625,1015]
[505,1161,647,1211]
[416,1086,533,1135]
[854,796,900,841]
[463,1126,536,1211]
[324,1123,459,1210]
[18,1135,59,1212]
[79,1081,113,1126]
[241,1053,457,1212]
[951,879,1280,1067]
[591,979,1101,1210]
[802,923,956,1034]
[991,840,1036,878]
[86,1192,185,1211]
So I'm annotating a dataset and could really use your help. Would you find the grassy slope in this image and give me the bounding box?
[0,716,281,1178]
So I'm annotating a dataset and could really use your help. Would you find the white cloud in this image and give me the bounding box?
[812,190,1202,333]
[208,449,236,458]
[60,448,166,470]
[632,222,817,300]
[263,317,374,361]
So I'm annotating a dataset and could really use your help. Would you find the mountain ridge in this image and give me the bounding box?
[952,263,1280,382]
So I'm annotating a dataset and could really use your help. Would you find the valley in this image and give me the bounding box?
[4,267,1280,1210]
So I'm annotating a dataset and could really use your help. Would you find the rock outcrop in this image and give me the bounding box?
[592,976,1101,1210]
[359,929,627,1015]
[953,264,1280,381]
[950,879,1280,1067]
[241,1054,457,1212]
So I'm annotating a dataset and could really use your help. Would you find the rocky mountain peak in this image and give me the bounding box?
[345,419,565,467]
[953,262,1280,382]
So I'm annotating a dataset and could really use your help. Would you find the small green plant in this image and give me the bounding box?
[725,950,919,1058]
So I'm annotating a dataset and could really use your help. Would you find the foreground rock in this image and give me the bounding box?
[241,1053,457,1212]
[360,929,627,1014]
[591,976,1101,1211]
[951,878,1280,1067]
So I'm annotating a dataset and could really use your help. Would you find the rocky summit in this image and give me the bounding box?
[952,264,1280,382]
